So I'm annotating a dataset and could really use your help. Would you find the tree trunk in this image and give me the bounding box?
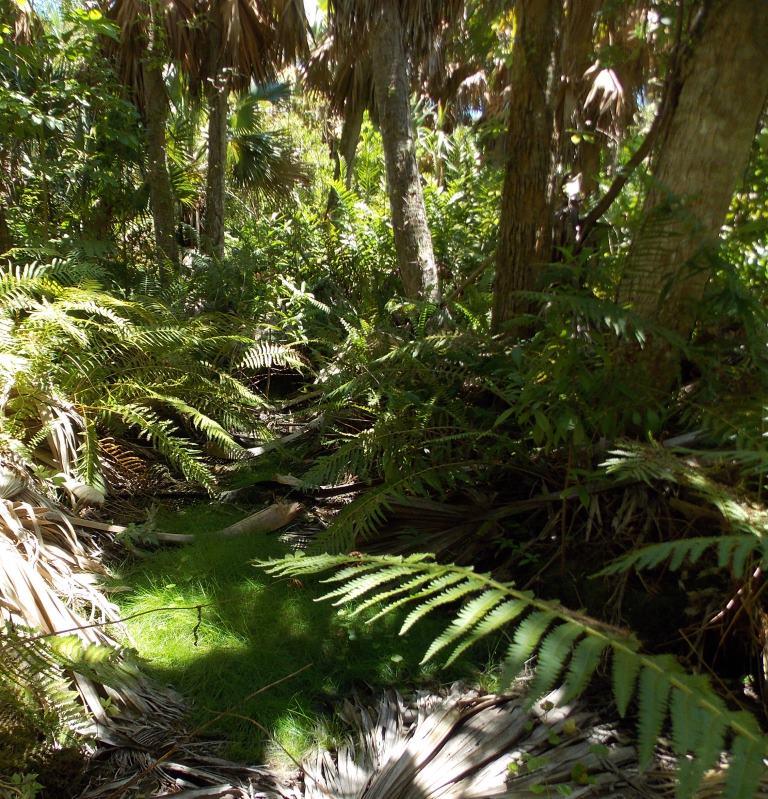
[0,204,12,255]
[492,0,558,333]
[203,14,228,260]
[203,78,228,260]
[340,102,364,189]
[369,0,440,303]
[327,102,364,214]
[618,0,768,339]
[142,58,178,280]
[556,0,602,199]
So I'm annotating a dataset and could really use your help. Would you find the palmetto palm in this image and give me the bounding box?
[110,0,308,262]
[109,0,197,279]
[164,77,310,242]
[197,0,309,258]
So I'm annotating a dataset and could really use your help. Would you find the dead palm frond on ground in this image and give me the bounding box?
[301,684,642,799]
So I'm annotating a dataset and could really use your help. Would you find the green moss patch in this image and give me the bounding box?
[114,504,482,768]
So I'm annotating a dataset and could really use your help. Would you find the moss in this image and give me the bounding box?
[114,503,485,767]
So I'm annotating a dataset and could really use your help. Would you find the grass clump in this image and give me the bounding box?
[114,504,479,768]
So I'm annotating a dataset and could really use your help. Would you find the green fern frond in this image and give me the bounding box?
[235,341,306,372]
[142,390,246,460]
[309,461,473,553]
[258,553,768,798]
[104,403,215,491]
[598,534,766,579]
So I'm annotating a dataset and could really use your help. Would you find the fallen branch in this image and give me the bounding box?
[246,415,324,457]
[209,502,303,540]
[57,502,303,544]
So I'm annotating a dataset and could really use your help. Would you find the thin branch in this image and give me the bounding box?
[576,116,662,243]
[443,254,494,306]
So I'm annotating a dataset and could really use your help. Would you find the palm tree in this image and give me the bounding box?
[327,0,464,304]
[305,35,373,194]
[110,0,197,281]
[491,0,559,332]
[197,0,309,258]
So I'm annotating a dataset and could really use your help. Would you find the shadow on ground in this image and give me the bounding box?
[114,504,485,766]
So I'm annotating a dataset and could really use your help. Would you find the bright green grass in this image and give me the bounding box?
[114,504,487,768]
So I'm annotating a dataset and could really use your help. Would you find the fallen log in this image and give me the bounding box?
[204,501,302,540]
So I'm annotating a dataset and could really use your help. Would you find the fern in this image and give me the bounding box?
[598,534,767,578]
[105,403,215,491]
[259,553,768,799]
[309,460,478,553]
[599,443,768,578]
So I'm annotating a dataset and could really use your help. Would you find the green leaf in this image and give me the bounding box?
[611,643,641,717]
[561,635,609,703]
[637,661,674,768]
[502,611,555,683]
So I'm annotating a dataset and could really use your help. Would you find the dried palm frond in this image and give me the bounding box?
[0,469,301,798]
[301,684,642,799]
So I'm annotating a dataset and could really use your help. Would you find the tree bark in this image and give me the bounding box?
[618,0,768,339]
[492,0,558,333]
[0,204,12,255]
[556,0,602,199]
[203,15,228,261]
[142,57,178,280]
[340,102,364,189]
[204,82,228,259]
[327,102,364,214]
[370,0,440,303]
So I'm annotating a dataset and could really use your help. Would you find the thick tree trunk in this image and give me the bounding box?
[142,59,178,280]
[204,82,228,259]
[618,0,768,339]
[370,0,440,303]
[557,0,602,199]
[492,0,558,332]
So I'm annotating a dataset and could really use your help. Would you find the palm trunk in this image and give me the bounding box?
[142,59,178,281]
[327,102,364,214]
[557,0,602,199]
[370,0,440,303]
[492,0,558,333]
[203,13,228,261]
[618,0,768,339]
[0,203,12,255]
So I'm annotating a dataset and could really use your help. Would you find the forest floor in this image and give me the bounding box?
[111,503,496,772]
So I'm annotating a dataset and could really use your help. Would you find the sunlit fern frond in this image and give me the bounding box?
[260,553,768,799]
[100,403,215,491]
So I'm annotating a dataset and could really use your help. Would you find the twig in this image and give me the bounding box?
[18,603,211,643]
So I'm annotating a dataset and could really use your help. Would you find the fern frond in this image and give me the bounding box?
[258,553,768,798]
[235,341,306,372]
[309,460,477,553]
[142,390,246,460]
[598,534,766,579]
[103,403,215,491]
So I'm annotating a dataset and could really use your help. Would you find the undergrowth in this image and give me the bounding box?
[114,504,488,768]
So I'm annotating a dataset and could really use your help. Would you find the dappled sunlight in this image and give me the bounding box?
[115,505,474,765]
